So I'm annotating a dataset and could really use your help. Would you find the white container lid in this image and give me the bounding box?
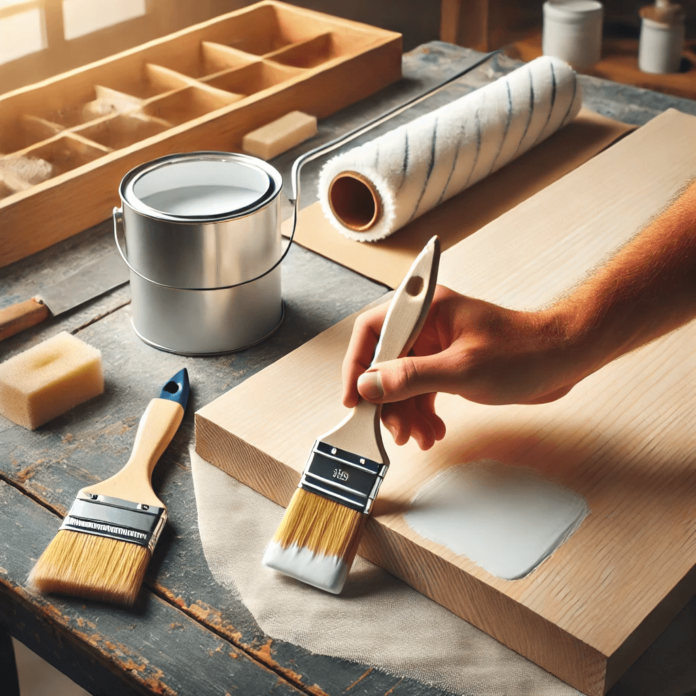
[642,16,684,30]
[544,0,603,24]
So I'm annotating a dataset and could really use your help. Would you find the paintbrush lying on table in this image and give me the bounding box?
[263,236,440,593]
[29,368,189,605]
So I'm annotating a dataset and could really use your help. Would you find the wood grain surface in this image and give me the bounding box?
[0,478,303,696]
[196,108,696,695]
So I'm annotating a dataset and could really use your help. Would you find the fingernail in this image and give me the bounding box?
[358,371,384,400]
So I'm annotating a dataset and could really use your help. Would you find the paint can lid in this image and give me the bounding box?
[120,152,282,222]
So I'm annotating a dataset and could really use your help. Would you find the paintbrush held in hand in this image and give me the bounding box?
[263,237,440,593]
[29,369,189,605]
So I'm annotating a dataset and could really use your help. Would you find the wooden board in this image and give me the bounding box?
[0,0,401,269]
[287,108,633,288]
[196,108,696,695]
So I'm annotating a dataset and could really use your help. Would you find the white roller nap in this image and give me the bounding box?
[319,56,582,242]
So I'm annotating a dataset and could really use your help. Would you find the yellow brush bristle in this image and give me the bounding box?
[273,488,366,562]
[28,530,150,606]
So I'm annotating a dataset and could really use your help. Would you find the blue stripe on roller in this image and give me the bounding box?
[436,116,465,206]
[488,80,513,176]
[397,130,410,192]
[408,116,439,222]
[462,106,482,190]
[513,68,535,158]
[560,77,578,126]
[534,61,557,146]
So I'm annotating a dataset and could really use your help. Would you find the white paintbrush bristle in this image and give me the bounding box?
[262,541,348,594]
[263,488,366,594]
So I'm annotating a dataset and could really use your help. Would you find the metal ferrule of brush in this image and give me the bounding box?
[298,440,388,514]
[60,492,167,554]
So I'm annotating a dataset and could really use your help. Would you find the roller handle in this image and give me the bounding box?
[0,298,50,342]
[83,398,184,508]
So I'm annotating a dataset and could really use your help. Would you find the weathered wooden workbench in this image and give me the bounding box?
[1,43,695,696]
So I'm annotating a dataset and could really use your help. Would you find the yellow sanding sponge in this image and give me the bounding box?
[0,331,103,430]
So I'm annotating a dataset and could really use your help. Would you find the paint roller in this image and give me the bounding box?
[319,56,582,242]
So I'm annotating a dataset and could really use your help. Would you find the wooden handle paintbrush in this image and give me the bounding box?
[263,236,440,593]
[29,368,189,606]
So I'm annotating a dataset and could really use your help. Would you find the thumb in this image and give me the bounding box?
[357,354,456,404]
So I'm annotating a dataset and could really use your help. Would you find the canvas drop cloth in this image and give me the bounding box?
[191,446,696,696]
[190,447,584,695]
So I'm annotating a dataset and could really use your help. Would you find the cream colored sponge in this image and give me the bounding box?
[243,111,317,160]
[0,331,103,430]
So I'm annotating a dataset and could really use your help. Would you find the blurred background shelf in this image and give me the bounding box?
[2,1,695,100]
[507,31,696,101]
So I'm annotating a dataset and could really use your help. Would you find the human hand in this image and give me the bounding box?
[342,285,578,450]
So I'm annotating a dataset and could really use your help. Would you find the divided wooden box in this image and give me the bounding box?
[196,109,696,696]
[0,1,401,268]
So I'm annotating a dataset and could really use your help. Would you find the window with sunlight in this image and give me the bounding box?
[62,0,147,41]
[0,1,46,65]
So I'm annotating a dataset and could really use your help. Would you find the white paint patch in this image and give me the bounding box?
[140,184,262,217]
[405,460,589,580]
[262,541,348,594]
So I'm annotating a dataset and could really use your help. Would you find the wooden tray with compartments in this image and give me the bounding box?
[0,0,401,269]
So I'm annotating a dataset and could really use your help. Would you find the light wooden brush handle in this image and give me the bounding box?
[322,237,440,463]
[0,298,50,342]
[82,398,184,508]
[371,236,440,365]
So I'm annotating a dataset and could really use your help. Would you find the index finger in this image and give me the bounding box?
[342,302,390,408]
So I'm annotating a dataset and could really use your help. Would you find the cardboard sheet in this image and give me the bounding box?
[286,108,633,288]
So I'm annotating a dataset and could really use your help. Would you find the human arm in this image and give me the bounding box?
[342,179,696,450]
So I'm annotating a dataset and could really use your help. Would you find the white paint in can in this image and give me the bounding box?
[131,158,271,217]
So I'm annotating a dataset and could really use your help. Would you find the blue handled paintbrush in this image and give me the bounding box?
[29,368,189,605]
[263,237,440,593]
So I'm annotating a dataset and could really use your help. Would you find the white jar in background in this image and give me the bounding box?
[543,1,604,70]
[638,15,685,73]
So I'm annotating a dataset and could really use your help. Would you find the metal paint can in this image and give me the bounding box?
[114,152,284,356]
